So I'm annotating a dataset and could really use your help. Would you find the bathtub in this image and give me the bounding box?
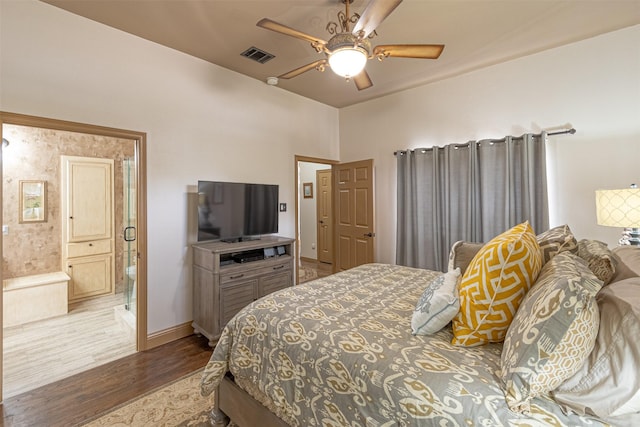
[3,271,70,327]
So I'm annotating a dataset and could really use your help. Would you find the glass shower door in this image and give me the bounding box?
[123,157,137,316]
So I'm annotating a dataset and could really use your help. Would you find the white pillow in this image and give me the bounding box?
[553,278,640,422]
[411,268,461,335]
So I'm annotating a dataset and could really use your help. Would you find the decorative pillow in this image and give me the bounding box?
[553,278,640,420]
[411,268,461,335]
[536,224,578,264]
[610,246,640,283]
[447,241,484,275]
[452,221,543,347]
[499,252,602,414]
[576,239,617,285]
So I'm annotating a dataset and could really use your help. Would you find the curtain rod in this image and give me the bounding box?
[393,128,576,156]
[547,128,576,136]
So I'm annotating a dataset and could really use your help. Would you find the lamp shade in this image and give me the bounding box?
[595,188,640,227]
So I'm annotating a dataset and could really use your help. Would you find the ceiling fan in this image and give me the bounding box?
[257,0,444,90]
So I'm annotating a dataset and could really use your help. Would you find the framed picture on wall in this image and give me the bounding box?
[303,182,313,199]
[19,180,47,223]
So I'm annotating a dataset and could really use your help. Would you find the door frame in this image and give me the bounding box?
[0,111,148,401]
[294,155,338,284]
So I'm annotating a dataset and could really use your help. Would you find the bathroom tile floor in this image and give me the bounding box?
[2,293,136,398]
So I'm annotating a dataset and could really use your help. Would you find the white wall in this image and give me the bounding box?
[340,25,640,263]
[0,1,339,334]
[2,1,638,334]
[298,162,331,260]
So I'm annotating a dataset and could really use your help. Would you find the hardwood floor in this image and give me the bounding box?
[0,334,213,427]
[3,293,136,398]
[0,263,328,425]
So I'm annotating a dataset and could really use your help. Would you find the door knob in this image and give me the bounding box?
[363,232,376,238]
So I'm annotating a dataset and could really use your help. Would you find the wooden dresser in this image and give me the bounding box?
[192,236,295,346]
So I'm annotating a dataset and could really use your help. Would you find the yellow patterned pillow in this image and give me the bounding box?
[452,221,542,347]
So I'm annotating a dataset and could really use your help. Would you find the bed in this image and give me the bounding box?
[200,224,640,427]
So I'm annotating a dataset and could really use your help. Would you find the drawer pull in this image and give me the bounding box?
[229,274,244,280]
[273,265,285,270]
[89,243,93,246]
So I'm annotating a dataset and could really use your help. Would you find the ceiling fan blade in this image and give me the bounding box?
[278,60,328,79]
[352,0,403,38]
[257,18,327,47]
[353,70,373,91]
[373,44,445,59]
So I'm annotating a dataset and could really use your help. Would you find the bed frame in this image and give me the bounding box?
[211,374,290,427]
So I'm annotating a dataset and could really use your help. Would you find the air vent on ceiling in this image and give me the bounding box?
[240,47,275,64]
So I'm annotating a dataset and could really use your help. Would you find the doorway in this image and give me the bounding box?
[295,155,376,281]
[0,112,148,400]
[295,156,337,283]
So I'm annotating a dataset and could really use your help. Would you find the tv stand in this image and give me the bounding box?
[191,236,295,346]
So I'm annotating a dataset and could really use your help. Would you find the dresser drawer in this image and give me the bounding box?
[67,239,112,258]
[220,279,258,326]
[259,271,292,296]
[220,258,291,284]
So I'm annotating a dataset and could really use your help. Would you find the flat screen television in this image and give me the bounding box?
[197,180,279,242]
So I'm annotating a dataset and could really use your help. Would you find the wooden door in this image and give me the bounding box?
[316,169,333,264]
[332,159,374,272]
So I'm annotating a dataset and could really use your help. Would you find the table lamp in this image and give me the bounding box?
[595,184,640,246]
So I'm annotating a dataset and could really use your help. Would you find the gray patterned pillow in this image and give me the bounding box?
[499,252,602,414]
[577,239,617,285]
[536,224,578,264]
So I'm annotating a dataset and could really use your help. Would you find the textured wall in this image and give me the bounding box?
[2,124,135,295]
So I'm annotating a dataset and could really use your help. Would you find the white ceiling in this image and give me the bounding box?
[41,0,640,108]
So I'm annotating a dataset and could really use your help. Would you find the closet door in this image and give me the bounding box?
[65,158,113,242]
[62,156,115,302]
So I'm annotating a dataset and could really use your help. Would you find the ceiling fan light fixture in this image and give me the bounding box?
[326,32,370,78]
[328,47,367,78]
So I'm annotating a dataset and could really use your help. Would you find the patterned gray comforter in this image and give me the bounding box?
[201,263,608,426]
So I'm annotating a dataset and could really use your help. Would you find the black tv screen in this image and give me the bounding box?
[197,181,279,242]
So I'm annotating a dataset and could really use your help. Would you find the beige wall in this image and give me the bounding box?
[339,25,640,263]
[2,124,135,294]
[4,0,636,335]
[0,1,339,334]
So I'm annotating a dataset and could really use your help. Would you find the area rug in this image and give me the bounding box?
[298,266,318,283]
[82,369,214,427]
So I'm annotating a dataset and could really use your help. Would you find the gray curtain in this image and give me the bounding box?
[396,132,548,272]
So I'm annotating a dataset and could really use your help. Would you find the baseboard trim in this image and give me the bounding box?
[146,321,194,350]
